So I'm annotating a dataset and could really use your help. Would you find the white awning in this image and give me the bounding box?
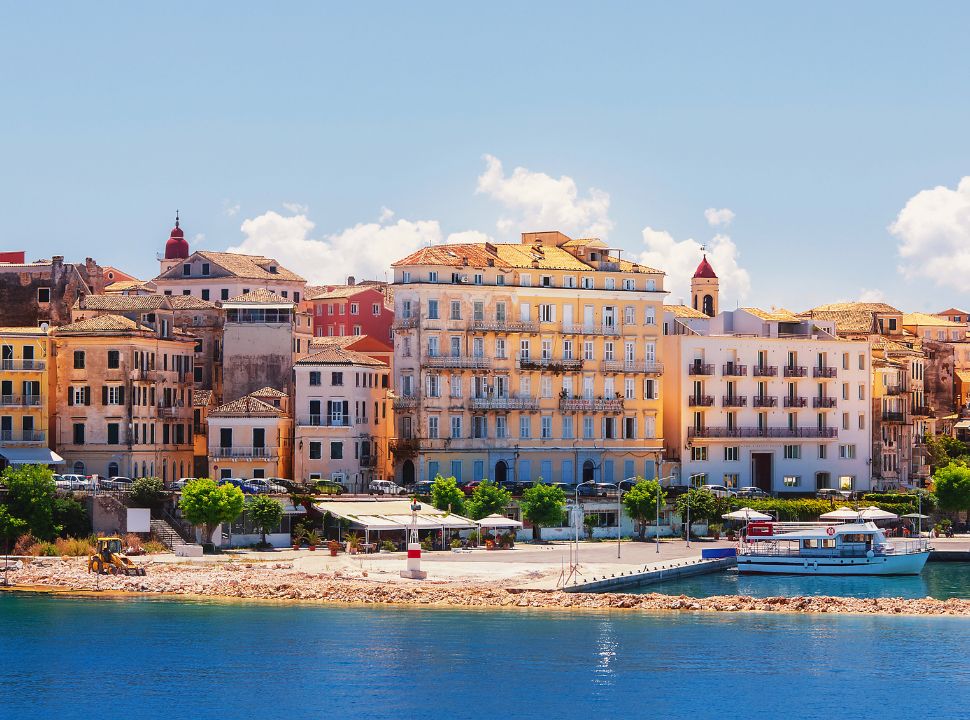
[0,448,65,465]
[954,420,970,430]
[477,513,524,528]
[314,500,477,531]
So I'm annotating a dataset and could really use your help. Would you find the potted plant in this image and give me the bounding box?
[304,530,321,551]
[709,522,723,540]
[467,531,480,547]
[450,538,462,550]
[485,538,496,550]
[345,531,361,555]
[380,540,397,553]
[292,523,305,551]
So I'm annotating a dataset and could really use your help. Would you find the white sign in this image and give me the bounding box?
[127,508,151,533]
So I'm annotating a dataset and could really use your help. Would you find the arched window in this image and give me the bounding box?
[582,460,595,482]
[702,294,714,316]
[107,462,119,477]
[494,460,508,483]
[73,461,85,475]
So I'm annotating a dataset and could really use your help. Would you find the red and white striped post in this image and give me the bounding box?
[400,498,427,580]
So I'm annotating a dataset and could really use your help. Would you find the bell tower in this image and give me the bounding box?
[691,252,719,317]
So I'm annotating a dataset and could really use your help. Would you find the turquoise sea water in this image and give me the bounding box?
[1,594,968,720]
[641,562,970,600]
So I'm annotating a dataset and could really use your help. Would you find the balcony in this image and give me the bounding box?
[602,360,663,374]
[426,355,492,370]
[0,430,46,443]
[688,395,715,407]
[783,396,808,408]
[560,323,621,336]
[297,415,352,427]
[393,395,419,410]
[911,405,933,417]
[470,319,539,333]
[885,385,902,396]
[470,395,539,411]
[1,359,46,371]
[0,394,42,407]
[359,455,377,468]
[131,369,162,382]
[688,426,838,439]
[812,396,838,408]
[211,446,278,460]
[753,395,778,408]
[813,366,838,378]
[783,365,807,377]
[392,317,418,330]
[753,365,778,377]
[158,405,182,418]
[722,395,748,407]
[688,363,715,376]
[516,357,584,372]
[722,363,748,377]
[882,411,905,423]
[559,397,625,413]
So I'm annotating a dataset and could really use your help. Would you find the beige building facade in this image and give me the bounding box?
[207,388,293,481]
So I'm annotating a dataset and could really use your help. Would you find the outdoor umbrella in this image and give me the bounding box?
[722,507,772,521]
[859,506,898,521]
[819,506,861,520]
[900,513,930,519]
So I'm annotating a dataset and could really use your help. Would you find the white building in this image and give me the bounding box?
[661,260,872,495]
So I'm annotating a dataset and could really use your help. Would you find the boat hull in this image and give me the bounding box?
[737,551,930,576]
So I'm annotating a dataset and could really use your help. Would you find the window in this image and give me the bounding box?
[428,415,439,439]
[331,372,343,386]
[539,304,555,322]
[691,446,708,461]
[201,263,210,275]
[450,301,461,320]
[473,416,487,439]
[474,273,483,285]
[784,445,801,459]
[221,289,229,301]
[495,339,506,359]
[645,307,656,325]
[107,423,119,445]
[541,415,552,439]
[724,446,739,461]
[428,271,438,283]
[858,354,866,370]
[858,414,866,430]
[107,350,120,369]
[519,416,531,439]
[427,374,441,398]
[622,278,635,291]
[644,378,656,400]
[427,299,439,319]
[496,275,505,286]
[451,415,462,439]
[723,473,739,488]
[182,264,191,276]
[839,444,857,459]
[201,289,210,301]
[583,416,594,439]
[37,287,51,303]
[541,376,552,398]
[842,413,849,430]
[520,274,531,287]
[583,341,594,360]
[496,416,507,439]
[72,423,85,445]
[624,378,635,400]
[858,384,865,400]
[347,303,357,315]
[581,276,594,289]
[353,325,362,335]
[402,271,411,283]
[105,386,123,405]
[540,275,553,287]
[309,371,321,386]
[783,475,800,487]
[562,415,574,439]
[819,444,828,459]
[605,278,615,290]
[330,442,343,459]
[73,351,85,369]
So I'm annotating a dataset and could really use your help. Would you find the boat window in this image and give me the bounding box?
[802,539,819,549]
[822,539,836,548]
[843,533,869,543]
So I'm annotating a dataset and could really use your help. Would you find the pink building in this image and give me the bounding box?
[303,278,393,343]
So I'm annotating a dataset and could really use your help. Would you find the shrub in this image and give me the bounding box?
[381,540,397,552]
[130,477,165,508]
[53,497,90,538]
[420,535,434,551]
[124,533,144,553]
[467,531,480,546]
[450,538,462,549]
[12,533,38,556]
[143,540,169,554]
[30,541,59,557]
[53,537,93,556]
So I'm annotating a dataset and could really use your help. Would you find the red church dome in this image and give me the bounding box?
[164,211,189,260]
[693,254,717,279]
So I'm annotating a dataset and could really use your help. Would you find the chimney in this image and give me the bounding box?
[347,275,356,286]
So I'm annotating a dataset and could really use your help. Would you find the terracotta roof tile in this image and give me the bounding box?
[903,312,965,328]
[209,395,285,418]
[225,288,292,304]
[250,386,288,398]
[295,346,387,367]
[156,251,304,282]
[52,315,152,335]
[664,304,708,319]
[192,389,214,407]
[741,307,800,322]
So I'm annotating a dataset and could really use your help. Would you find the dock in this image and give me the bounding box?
[562,554,736,593]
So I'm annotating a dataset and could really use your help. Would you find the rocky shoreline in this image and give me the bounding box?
[4,558,969,616]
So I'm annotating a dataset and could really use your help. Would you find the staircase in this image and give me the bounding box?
[150,513,195,549]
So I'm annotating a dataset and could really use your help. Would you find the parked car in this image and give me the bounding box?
[735,486,770,499]
[244,478,287,494]
[314,478,347,495]
[369,479,407,496]
[101,476,133,491]
[700,484,735,498]
[550,482,577,494]
[59,474,94,491]
[499,480,534,496]
[461,480,483,496]
[218,477,247,490]
[412,480,434,496]
[53,474,73,491]
[578,482,617,498]
[172,477,196,490]
[816,488,853,501]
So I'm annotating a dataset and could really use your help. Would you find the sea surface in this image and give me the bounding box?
[640,561,970,600]
[1,593,968,720]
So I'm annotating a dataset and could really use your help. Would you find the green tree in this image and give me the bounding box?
[621,478,667,541]
[464,479,512,520]
[53,497,90,538]
[0,506,26,585]
[178,478,245,546]
[520,484,566,541]
[933,462,970,520]
[925,434,969,470]
[429,475,465,515]
[130,477,166,508]
[1,464,59,540]
[248,496,285,546]
[675,488,718,538]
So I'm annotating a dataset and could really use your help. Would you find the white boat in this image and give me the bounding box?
[737,520,930,575]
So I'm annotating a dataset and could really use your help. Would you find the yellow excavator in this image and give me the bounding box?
[87,536,147,576]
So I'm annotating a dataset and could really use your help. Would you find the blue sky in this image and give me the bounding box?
[3,2,970,311]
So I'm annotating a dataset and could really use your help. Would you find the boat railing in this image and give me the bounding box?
[884,539,931,555]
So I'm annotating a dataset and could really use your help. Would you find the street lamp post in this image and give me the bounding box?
[572,479,597,584]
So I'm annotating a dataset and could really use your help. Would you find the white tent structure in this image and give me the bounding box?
[819,507,862,521]
[315,499,477,548]
[722,507,772,521]
[476,514,524,529]
[858,506,899,521]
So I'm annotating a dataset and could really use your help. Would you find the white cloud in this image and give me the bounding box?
[704,207,735,228]
[637,226,751,306]
[890,176,970,291]
[379,206,395,223]
[445,230,493,244]
[228,210,446,284]
[476,154,613,238]
[282,202,309,215]
[858,288,886,303]
[222,200,240,217]
[192,233,206,246]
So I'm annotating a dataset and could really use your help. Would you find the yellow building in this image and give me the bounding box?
[0,326,63,468]
[207,388,293,482]
[391,231,666,486]
[51,315,196,482]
